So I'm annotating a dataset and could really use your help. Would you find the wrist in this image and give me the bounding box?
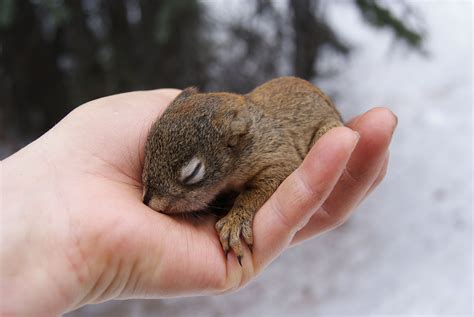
[1,144,83,315]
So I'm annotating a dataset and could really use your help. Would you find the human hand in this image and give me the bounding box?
[1,89,396,315]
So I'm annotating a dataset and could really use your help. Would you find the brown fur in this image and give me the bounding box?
[142,76,343,263]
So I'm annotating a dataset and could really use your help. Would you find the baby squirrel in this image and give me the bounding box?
[142,76,342,264]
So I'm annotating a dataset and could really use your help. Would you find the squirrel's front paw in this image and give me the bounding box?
[215,210,253,266]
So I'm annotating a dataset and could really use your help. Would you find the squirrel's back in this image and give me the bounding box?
[243,76,341,155]
[226,76,343,183]
[247,76,341,122]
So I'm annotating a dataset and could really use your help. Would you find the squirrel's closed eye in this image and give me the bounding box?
[179,157,205,185]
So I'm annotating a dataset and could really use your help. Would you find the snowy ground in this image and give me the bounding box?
[64,1,471,316]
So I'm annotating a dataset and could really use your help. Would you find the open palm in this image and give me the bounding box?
[2,89,396,315]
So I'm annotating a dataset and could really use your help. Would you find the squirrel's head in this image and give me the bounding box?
[142,87,251,214]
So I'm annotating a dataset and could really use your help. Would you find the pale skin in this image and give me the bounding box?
[1,89,396,316]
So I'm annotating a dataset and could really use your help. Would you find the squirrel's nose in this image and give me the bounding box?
[143,190,152,205]
[145,195,172,213]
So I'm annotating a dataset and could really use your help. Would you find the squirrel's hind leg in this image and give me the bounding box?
[308,119,343,150]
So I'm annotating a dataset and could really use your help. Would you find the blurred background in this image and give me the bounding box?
[1,0,472,316]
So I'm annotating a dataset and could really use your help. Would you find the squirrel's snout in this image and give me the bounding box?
[143,190,152,205]
[144,194,173,213]
[143,189,192,214]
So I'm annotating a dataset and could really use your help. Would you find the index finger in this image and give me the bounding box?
[292,107,397,244]
[250,127,360,271]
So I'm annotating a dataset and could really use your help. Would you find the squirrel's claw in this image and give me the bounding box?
[215,212,253,267]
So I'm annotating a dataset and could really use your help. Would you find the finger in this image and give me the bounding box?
[252,127,360,270]
[292,108,397,244]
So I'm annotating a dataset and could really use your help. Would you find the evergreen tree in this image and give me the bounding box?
[0,0,424,145]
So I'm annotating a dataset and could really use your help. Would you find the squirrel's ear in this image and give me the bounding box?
[175,87,199,101]
[212,107,250,147]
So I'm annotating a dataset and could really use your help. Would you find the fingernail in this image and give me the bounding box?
[390,112,398,136]
[352,131,360,145]
[393,113,398,128]
[349,131,360,153]
[386,108,398,127]
[353,131,360,141]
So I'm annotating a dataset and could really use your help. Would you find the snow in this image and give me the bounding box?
[67,1,472,315]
